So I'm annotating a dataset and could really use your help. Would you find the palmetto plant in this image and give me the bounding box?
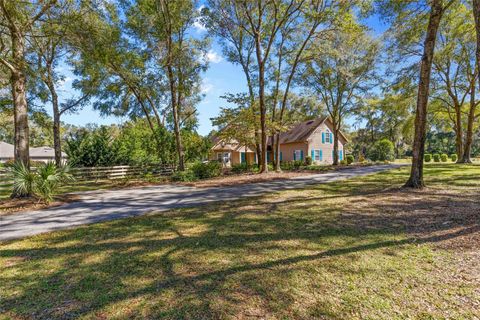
[10,162,75,203]
[10,162,36,197]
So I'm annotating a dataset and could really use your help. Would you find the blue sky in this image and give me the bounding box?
[55,13,388,136]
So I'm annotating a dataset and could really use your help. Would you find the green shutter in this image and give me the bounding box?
[320,150,323,161]
[280,152,283,161]
[300,150,304,160]
[311,150,314,159]
[293,151,296,160]
[322,132,325,143]
[330,133,333,144]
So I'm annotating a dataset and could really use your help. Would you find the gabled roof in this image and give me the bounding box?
[274,116,348,145]
[30,146,67,158]
[0,141,14,158]
[0,142,67,159]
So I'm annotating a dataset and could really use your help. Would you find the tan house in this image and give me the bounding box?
[209,116,348,166]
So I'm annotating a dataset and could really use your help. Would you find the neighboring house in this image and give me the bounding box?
[0,141,67,163]
[209,116,348,166]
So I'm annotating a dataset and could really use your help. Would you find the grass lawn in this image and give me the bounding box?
[0,164,479,319]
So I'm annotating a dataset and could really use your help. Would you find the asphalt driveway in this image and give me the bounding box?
[0,165,402,241]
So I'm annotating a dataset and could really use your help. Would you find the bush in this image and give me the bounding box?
[433,153,440,162]
[440,154,448,162]
[231,163,249,174]
[171,170,197,182]
[305,156,312,165]
[191,161,222,179]
[280,160,303,171]
[450,154,458,162]
[340,160,348,165]
[10,162,74,203]
[424,154,432,162]
[358,154,366,162]
[368,139,395,161]
[346,155,354,165]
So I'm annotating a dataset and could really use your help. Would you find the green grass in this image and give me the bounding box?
[1,164,479,319]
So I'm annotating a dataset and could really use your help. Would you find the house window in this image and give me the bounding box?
[217,152,230,163]
[294,150,302,161]
[314,150,321,161]
[325,131,331,143]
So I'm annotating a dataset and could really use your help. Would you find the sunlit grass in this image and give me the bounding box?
[0,164,479,319]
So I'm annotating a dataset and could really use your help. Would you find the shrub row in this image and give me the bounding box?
[171,161,222,182]
[424,153,456,162]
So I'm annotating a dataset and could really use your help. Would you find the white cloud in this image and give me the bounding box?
[205,50,223,64]
[201,78,214,94]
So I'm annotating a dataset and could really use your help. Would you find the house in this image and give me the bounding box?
[0,141,68,163]
[209,116,348,166]
[209,137,257,167]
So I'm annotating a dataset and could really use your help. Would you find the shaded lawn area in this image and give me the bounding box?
[0,164,479,319]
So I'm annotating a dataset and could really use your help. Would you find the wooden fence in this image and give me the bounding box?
[0,165,175,195]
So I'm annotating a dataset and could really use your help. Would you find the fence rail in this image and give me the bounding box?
[0,165,175,194]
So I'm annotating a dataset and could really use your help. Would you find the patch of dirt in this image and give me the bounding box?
[341,188,480,251]
[183,172,313,188]
[0,194,80,216]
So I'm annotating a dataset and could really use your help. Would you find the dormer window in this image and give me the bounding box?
[325,130,331,143]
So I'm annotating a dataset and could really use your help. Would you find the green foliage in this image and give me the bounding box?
[281,160,303,171]
[190,161,222,180]
[433,154,440,162]
[171,170,197,182]
[346,155,354,165]
[440,154,448,162]
[450,154,458,162]
[368,139,395,161]
[340,160,348,165]
[10,162,36,197]
[424,154,432,162]
[10,162,74,203]
[231,163,258,174]
[305,156,312,165]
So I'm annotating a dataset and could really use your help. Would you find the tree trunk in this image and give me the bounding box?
[274,132,281,172]
[461,82,476,163]
[404,0,444,189]
[333,124,339,166]
[471,0,480,164]
[454,104,463,162]
[255,35,268,173]
[167,65,185,171]
[52,92,62,167]
[11,32,30,168]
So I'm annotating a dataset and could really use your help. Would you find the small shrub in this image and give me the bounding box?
[424,154,432,162]
[433,153,440,162]
[340,160,348,165]
[305,156,312,165]
[293,160,303,170]
[171,170,197,182]
[358,154,366,162]
[368,139,395,161]
[231,163,249,174]
[440,154,448,162]
[450,154,458,162]
[346,155,354,165]
[191,161,222,179]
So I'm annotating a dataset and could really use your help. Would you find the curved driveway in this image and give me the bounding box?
[0,165,402,241]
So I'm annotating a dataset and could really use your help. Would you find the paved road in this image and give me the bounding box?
[0,165,402,241]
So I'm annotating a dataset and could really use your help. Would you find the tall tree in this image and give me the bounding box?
[203,1,263,164]
[31,4,90,166]
[431,3,478,163]
[126,0,208,171]
[303,18,379,165]
[0,0,57,173]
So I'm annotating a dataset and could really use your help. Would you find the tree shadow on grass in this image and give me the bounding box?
[1,184,479,319]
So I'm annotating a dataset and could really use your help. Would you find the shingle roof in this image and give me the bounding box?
[30,146,67,158]
[0,142,67,159]
[277,116,328,144]
[0,141,14,159]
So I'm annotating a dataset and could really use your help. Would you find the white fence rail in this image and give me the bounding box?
[0,165,174,194]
